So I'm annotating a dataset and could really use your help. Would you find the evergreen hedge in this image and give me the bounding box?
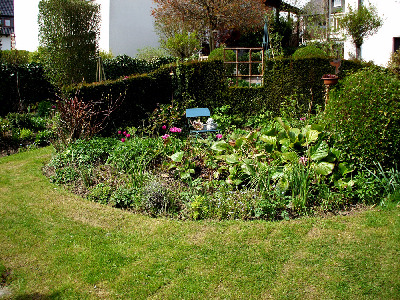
[0,63,55,116]
[67,60,226,132]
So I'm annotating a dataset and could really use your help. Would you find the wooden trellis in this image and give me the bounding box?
[223,47,264,87]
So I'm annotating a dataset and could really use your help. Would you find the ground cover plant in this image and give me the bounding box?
[1,147,399,298]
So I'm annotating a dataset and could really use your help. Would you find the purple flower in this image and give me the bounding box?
[121,138,126,142]
[161,134,170,140]
[162,125,167,130]
[216,134,223,139]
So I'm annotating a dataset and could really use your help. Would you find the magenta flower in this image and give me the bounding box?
[123,131,127,136]
[299,156,308,165]
[170,127,182,133]
[118,130,122,135]
[126,133,131,138]
[162,125,167,130]
[161,134,170,140]
[300,117,306,121]
[121,138,126,142]
[216,134,223,139]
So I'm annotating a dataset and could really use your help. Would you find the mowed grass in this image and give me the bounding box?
[0,147,399,299]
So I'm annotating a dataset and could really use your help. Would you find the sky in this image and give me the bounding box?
[14,0,40,51]
[13,0,309,52]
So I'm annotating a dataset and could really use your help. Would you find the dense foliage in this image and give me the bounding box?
[292,45,328,59]
[103,55,175,80]
[152,0,267,51]
[0,63,55,116]
[324,66,400,168]
[38,0,101,87]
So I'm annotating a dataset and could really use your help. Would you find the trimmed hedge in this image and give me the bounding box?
[67,60,226,132]
[103,55,175,80]
[0,63,55,116]
[263,57,366,114]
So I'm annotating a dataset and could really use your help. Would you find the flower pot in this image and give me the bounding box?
[321,75,338,86]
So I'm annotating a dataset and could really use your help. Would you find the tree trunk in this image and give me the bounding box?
[356,43,362,60]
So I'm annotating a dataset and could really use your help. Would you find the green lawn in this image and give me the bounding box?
[0,147,399,299]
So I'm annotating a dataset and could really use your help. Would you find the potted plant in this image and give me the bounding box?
[321,73,339,86]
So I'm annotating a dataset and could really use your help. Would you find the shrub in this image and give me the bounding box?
[103,54,174,80]
[292,45,328,59]
[388,49,400,77]
[88,183,113,205]
[208,47,235,75]
[110,187,138,209]
[50,166,78,184]
[324,66,400,168]
[141,181,175,216]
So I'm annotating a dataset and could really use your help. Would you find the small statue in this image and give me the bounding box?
[205,118,218,130]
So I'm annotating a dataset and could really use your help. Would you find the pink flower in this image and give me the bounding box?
[216,134,223,139]
[123,131,127,136]
[300,117,306,121]
[118,130,122,135]
[121,138,126,142]
[161,134,170,140]
[126,133,131,138]
[170,127,182,133]
[299,156,308,165]
[162,125,167,130]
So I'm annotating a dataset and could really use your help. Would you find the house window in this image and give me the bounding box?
[4,19,11,27]
[333,0,342,7]
[394,37,400,52]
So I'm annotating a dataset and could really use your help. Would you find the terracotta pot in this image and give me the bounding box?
[322,76,338,86]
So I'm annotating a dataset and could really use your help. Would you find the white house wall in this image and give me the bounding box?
[343,0,400,66]
[1,36,12,50]
[108,0,159,57]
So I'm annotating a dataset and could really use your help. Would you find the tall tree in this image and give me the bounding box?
[151,0,267,51]
[38,0,101,87]
[340,3,382,60]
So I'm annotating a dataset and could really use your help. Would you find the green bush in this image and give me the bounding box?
[0,63,55,116]
[88,183,113,205]
[103,54,174,80]
[208,47,235,75]
[388,49,400,77]
[292,45,328,59]
[324,66,400,168]
[110,187,138,209]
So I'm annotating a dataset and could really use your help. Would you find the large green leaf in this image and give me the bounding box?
[310,141,329,161]
[306,129,320,144]
[260,135,277,144]
[281,152,298,162]
[315,162,335,175]
[225,154,239,164]
[338,162,355,176]
[170,151,184,162]
[211,141,229,152]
